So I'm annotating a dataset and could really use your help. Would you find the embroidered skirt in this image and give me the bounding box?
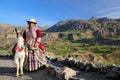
[24,50,47,71]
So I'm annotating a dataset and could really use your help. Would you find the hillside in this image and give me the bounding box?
[0,23,49,34]
[0,23,16,34]
[42,17,120,65]
[20,25,49,31]
[45,17,120,39]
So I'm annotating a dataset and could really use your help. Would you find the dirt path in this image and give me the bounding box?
[0,57,57,80]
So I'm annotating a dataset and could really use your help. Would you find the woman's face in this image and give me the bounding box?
[28,22,35,28]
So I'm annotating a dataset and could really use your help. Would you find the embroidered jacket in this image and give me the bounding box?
[23,27,45,50]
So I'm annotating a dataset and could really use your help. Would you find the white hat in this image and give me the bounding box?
[27,18,37,24]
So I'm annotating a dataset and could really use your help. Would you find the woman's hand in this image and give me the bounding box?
[34,42,39,48]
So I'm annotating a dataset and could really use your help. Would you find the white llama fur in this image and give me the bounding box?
[14,36,26,77]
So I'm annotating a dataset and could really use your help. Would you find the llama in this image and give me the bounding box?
[14,28,27,77]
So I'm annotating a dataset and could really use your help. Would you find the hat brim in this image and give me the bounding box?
[27,21,37,24]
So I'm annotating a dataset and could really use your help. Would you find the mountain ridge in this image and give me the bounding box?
[0,23,49,34]
[45,17,120,39]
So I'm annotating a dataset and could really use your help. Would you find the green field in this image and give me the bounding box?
[42,32,120,65]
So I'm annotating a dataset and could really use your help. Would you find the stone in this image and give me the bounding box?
[85,63,94,72]
[55,68,64,80]
[62,67,77,80]
[105,71,120,79]
[50,57,58,62]
[80,65,86,71]
[76,62,84,69]
[92,67,98,72]
[112,66,120,72]
[69,77,80,80]
[69,60,76,68]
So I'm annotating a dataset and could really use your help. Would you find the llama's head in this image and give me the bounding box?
[15,27,24,38]
[15,27,24,48]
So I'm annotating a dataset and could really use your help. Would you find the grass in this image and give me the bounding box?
[43,37,120,65]
[44,39,120,56]
[0,50,5,55]
[88,46,120,55]
[0,49,12,55]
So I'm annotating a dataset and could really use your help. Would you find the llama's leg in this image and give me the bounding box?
[15,59,19,77]
[20,57,24,75]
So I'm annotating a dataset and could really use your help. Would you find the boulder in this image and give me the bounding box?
[85,63,95,72]
[80,64,86,71]
[55,67,64,80]
[62,67,77,80]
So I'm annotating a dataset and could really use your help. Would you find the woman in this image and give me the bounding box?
[23,18,47,71]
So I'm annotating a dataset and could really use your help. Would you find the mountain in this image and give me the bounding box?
[37,26,49,31]
[45,17,120,39]
[0,23,16,34]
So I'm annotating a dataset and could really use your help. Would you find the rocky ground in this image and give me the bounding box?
[0,56,119,80]
[0,56,57,80]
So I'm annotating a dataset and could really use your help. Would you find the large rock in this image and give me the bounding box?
[85,63,95,72]
[75,62,84,69]
[62,67,77,80]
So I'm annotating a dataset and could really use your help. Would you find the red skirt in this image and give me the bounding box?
[24,50,47,71]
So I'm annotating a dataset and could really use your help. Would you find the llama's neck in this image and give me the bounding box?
[15,45,24,52]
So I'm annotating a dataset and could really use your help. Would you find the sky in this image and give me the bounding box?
[0,0,120,26]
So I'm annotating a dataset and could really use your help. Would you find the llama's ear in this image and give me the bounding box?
[15,28,17,32]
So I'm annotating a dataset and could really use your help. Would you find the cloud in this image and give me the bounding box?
[99,7,120,13]
[101,12,120,18]
[98,6,120,18]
